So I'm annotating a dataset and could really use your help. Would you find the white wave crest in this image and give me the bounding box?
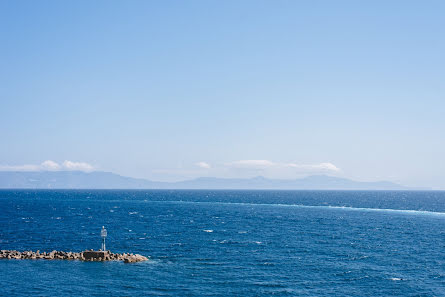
[145,200,445,217]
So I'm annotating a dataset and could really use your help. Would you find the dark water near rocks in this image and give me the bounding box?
[1,190,445,296]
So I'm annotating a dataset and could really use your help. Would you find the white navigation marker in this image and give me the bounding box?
[101,226,107,251]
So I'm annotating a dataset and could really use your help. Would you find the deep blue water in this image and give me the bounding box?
[1,190,445,296]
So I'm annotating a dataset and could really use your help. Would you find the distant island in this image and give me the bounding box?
[0,171,422,190]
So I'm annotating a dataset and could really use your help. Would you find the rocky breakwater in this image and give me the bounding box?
[0,250,148,263]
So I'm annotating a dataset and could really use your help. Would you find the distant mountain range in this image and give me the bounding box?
[0,171,420,190]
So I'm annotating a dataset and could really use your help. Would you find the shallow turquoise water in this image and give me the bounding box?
[1,190,445,296]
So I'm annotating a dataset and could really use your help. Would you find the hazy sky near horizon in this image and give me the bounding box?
[1,1,444,188]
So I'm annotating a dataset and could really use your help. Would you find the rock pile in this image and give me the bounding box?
[0,250,148,263]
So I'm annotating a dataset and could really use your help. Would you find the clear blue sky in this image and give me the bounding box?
[1,1,444,188]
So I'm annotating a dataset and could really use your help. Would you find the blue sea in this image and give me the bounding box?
[1,190,445,296]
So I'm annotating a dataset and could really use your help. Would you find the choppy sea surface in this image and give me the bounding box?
[1,190,445,296]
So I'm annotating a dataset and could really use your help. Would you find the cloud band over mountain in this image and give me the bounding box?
[0,160,94,172]
[225,160,340,172]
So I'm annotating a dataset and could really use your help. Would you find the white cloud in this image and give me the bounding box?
[41,160,61,171]
[226,160,340,172]
[196,162,211,169]
[62,160,94,171]
[0,160,94,172]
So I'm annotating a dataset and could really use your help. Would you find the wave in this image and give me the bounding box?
[146,200,445,217]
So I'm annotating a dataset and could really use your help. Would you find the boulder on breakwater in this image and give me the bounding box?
[0,249,148,263]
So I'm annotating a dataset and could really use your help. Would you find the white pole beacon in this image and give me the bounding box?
[101,226,107,251]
